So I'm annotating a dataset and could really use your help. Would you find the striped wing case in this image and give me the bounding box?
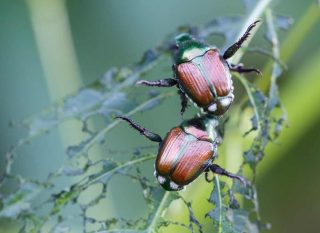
[176,49,232,108]
[155,127,214,186]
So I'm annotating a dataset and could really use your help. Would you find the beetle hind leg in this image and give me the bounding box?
[137,78,177,87]
[230,63,261,75]
[223,20,260,60]
[116,116,162,143]
[209,164,248,186]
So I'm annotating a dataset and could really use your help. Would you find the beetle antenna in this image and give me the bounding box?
[223,20,261,60]
[116,116,162,143]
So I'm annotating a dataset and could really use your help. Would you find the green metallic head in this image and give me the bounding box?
[175,33,195,45]
[174,33,210,64]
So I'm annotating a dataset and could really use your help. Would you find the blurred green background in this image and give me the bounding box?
[1,0,320,232]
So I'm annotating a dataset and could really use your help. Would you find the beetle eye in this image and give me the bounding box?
[169,43,179,50]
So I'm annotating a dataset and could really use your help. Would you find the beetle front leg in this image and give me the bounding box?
[137,78,177,87]
[116,116,162,143]
[178,90,188,116]
[230,63,261,75]
[209,164,248,186]
[223,20,260,60]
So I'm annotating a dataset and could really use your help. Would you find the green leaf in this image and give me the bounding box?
[0,182,42,218]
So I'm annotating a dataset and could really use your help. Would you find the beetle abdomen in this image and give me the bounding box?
[156,127,213,187]
[176,49,231,107]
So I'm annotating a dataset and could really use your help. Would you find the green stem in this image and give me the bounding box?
[148,192,171,233]
[258,48,320,177]
[214,176,223,233]
[236,74,261,129]
[257,2,320,90]
[265,8,281,108]
[255,3,320,177]
[27,0,83,148]
[230,0,272,64]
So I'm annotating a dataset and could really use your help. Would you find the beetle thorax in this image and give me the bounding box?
[175,38,211,64]
[205,118,219,142]
[181,47,208,63]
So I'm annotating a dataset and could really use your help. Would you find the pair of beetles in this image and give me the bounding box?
[116,20,260,191]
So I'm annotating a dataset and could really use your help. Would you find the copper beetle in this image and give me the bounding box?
[116,115,246,191]
[138,20,261,116]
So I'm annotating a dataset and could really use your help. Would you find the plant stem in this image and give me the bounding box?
[258,48,320,177]
[230,0,273,64]
[258,2,320,90]
[148,192,171,233]
[214,176,223,233]
[27,0,83,100]
[27,0,83,148]
[236,74,261,129]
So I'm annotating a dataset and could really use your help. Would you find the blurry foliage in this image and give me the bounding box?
[0,0,292,232]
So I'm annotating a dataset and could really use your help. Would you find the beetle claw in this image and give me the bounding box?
[209,164,249,187]
[255,69,262,76]
[234,175,249,187]
[205,171,214,182]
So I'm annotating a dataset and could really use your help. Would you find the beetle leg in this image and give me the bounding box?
[137,78,177,87]
[230,63,261,75]
[178,89,188,116]
[209,164,248,186]
[205,169,214,182]
[115,116,162,143]
[223,20,260,60]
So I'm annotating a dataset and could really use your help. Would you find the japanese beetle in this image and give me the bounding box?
[138,20,261,116]
[116,115,246,191]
